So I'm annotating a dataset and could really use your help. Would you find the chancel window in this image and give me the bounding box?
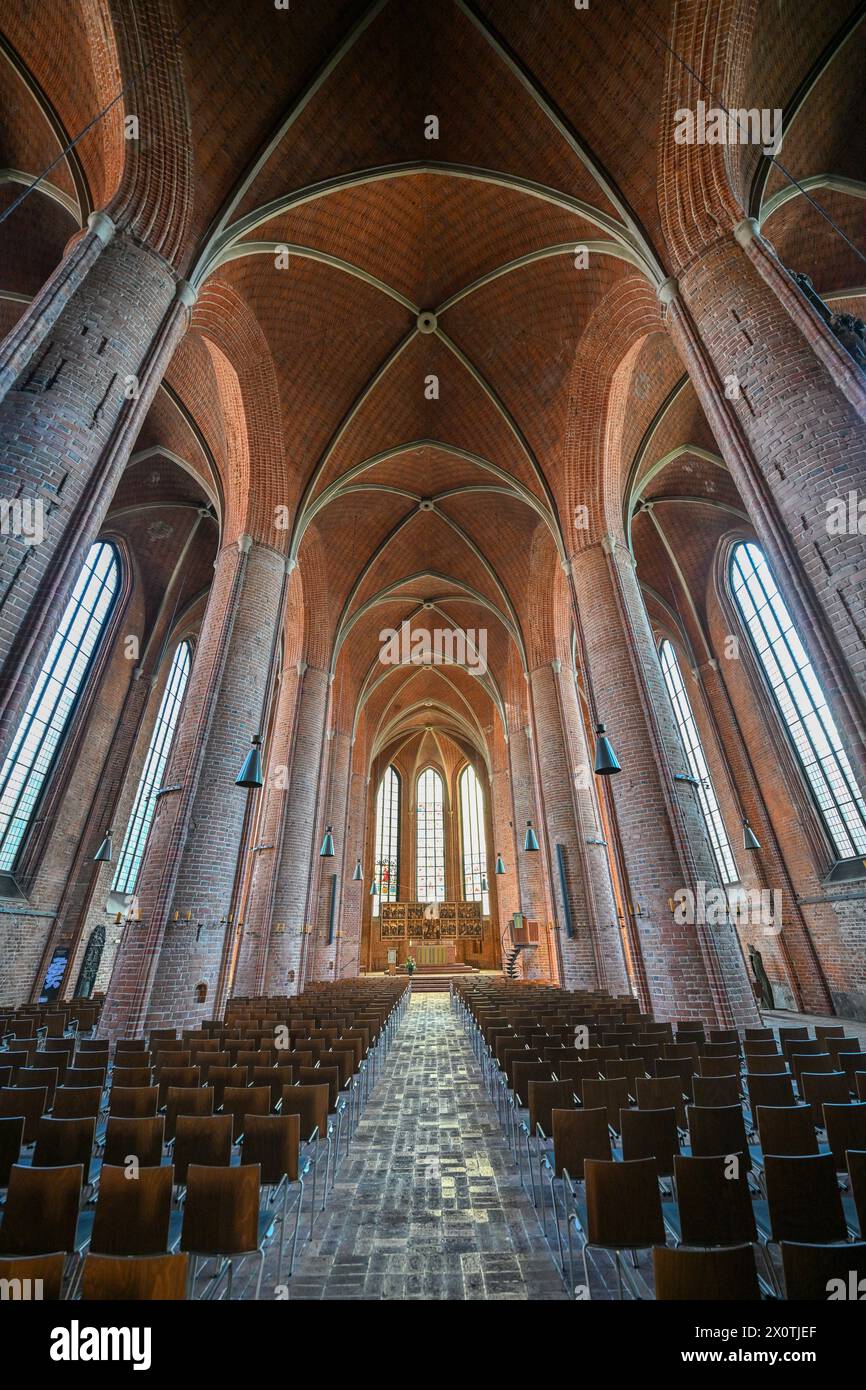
[0,541,120,871]
[112,640,192,894]
[660,639,739,885]
[373,764,400,916]
[730,540,866,860]
[416,767,446,901]
[459,763,489,913]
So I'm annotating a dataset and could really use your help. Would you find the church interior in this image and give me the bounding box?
[0,0,865,1318]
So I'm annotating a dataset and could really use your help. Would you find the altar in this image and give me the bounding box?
[416,941,457,966]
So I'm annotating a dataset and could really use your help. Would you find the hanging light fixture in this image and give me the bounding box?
[319,824,335,857]
[743,818,761,851]
[235,734,263,789]
[352,858,363,881]
[369,878,378,896]
[93,829,113,863]
[593,722,621,776]
[523,819,539,852]
[494,853,506,875]
[480,874,488,893]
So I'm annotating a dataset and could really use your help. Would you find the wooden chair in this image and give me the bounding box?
[85,1163,177,1258]
[745,1072,795,1111]
[636,1075,686,1129]
[33,1117,97,1192]
[800,1072,850,1126]
[102,1115,165,1168]
[823,1102,866,1175]
[0,1114,24,1189]
[744,1027,775,1042]
[80,1251,188,1299]
[0,1086,48,1144]
[111,1066,152,1090]
[672,1154,756,1248]
[206,1065,248,1108]
[780,1240,866,1299]
[221,1085,270,1143]
[762,1153,848,1244]
[747,1054,791,1076]
[620,1106,679,1178]
[13,1066,59,1110]
[743,1039,781,1058]
[172,1115,233,1187]
[52,1086,102,1121]
[688,1103,753,1172]
[157,1065,200,1108]
[847,1149,866,1234]
[164,1085,213,1142]
[241,1113,306,1278]
[754,1105,818,1158]
[542,1108,611,1269]
[250,1065,294,1111]
[653,1244,760,1300]
[0,1251,65,1299]
[0,1163,83,1256]
[692,1074,740,1108]
[697,1055,741,1078]
[180,1163,272,1300]
[570,1158,664,1300]
[791,1052,833,1089]
[108,1085,158,1118]
[280,1084,329,1224]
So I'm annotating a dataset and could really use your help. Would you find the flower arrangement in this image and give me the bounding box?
[404,956,416,975]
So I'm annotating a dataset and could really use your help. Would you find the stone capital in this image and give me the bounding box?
[87,210,116,246]
[733,217,761,249]
[657,276,679,307]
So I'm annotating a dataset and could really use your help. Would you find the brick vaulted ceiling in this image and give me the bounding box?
[1,0,863,769]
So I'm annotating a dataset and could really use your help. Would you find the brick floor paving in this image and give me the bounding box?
[278,992,568,1301]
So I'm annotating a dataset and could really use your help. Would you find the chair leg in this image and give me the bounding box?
[253,1249,265,1301]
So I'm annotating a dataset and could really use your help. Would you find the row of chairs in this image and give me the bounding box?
[453,980,866,1300]
[0,980,409,1299]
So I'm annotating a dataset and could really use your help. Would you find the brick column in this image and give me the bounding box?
[507,723,553,980]
[530,660,629,994]
[337,760,368,979]
[572,536,758,1026]
[100,537,287,1035]
[665,226,866,790]
[262,665,331,994]
[310,728,353,983]
[0,215,194,759]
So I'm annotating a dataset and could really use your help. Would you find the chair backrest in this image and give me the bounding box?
[823,1102,866,1173]
[80,1252,188,1300]
[551,1107,611,1179]
[635,1075,686,1127]
[848,1149,866,1235]
[702,1042,739,1059]
[584,1157,665,1249]
[33,1115,96,1170]
[280,1084,329,1143]
[0,1251,65,1300]
[653,1244,760,1300]
[743,1039,780,1057]
[745,1072,795,1110]
[103,1115,165,1168]
[52,1086,102,1121]
[697,1055,741,1078]
[581,1077,630,1132]
[164,1085,214,1140]
[707,1030,739,1046]
[620,1106,679,1176]
[691,1074,739,1108]
[674,1153,756,1246]
[298,1066,339,1110]
[755,1104,818,1157]
[687,1104,750,1170]
[108,1085,158,1118]
[14,1067,58,1108]
[799,1071,850,1125]
[112,1067,152,1090]
[814,1026,846,1040]
[780,1240,866,1300]
[0,1114,24,1187]
[221,1085,270,1141]
[764,1153,847,1243]
[181,1163,261,1255]
[90,1163,173,1255]
[511,1060,554,1103]
[250,1065,293,1109]
[744,1027,774,1042]
[63,1067,106,1090]
[527,1080,575,1136]
[241,1113,300,1184]
[0,1163,83,1254]
[791,1052,833,1087]
[173,1114,233,1184]
[156,1065,200,1106]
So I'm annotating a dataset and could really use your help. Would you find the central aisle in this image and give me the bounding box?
[289,992,568,1300]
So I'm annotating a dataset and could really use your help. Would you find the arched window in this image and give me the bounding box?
[0,541,120,871]
[659,639,739,885]
[730,540,866,860]
[112,639,192,895]
[372,764,400,916]
[416,767,445,901]
[459,763,489,914]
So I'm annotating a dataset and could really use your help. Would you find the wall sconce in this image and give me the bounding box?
[273,921,286,935]
[303,924,313,935]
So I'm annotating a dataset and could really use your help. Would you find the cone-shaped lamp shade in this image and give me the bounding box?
[370,878,378,896]
[523,820,539,852]
[352,858,363,881]
[319,824,335,858]
[480,875,488,893]
[593,723,621,775]
[743,818,761,851]
[235,735,263,788]
[494,853,506,875]
[93,829,113,863]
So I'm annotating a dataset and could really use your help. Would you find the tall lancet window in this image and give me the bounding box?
[660,639,739,885]
[0,541,120,871]
[112,640,192,894]
[372,764,400,916]
[459,763,489,914]
[730,540,866,860]
[416,767,445,901]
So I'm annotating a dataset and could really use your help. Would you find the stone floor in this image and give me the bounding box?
[269,993,568,1301]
